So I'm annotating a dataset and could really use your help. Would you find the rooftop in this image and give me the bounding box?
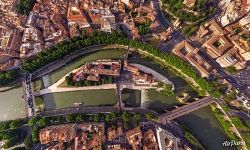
[173,40,213,77]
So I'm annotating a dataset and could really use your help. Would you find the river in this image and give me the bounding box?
[0,49,232,149]
[0,85,26,121]
[127,53,233,149]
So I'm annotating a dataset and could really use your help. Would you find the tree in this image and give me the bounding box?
[146,113,154,120]
[124,121,129,130]
[24,135,33,149]
[138,24,150,35]
[31,127,40,142]
[122,112,130,122]
[28,116,41,127]
[65,76,73,86]
[19,31,216,97]
[134,114,141,121]
[54,116,65,123]
[15,0,36,14]
[0,70,20,86]
[66,114,76,123]
[110,112,117,121]
[10,120,24,129]
[157,81,164,87]
[93,114,101,122]
[1,129,19,141]
[225,66,238,74]
[4,136,19,149]
[76,114,86,122]
[0,121,12,131]
[38,117,49,127]
[105,114,111,122]
[211,91,222,98]
[246,120,250,128]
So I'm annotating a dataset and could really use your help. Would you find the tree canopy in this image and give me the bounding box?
[20,31,220,97]
[15,0,36,14]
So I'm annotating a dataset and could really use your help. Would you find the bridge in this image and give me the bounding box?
[159,97,215,123]
[22,74,36,117]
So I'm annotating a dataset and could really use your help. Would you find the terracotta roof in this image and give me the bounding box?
[205,20,226,36]
[173,40,213,77]
[183,0,196,7]
[203,35,232,58]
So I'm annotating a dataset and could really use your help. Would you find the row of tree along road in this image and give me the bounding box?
[20,31,222,97]
[0,31,221,98]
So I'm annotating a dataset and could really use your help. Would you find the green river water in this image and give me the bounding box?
[0,49,233,149]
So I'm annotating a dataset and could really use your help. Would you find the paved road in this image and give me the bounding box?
[40,106,120,116]
[39,106,158,117]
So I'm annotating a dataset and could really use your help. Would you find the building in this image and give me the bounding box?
[199,19,250,70]
[0,27,22,71]
[39,123,105,149]
[124,61,155,85]
[156,127,179,150]
[201,20,234,59]
[100,12,116,33]
[88,7,117,33]
[203,35,232,59]
[71,123,105,150]
[107,144,126,150]
[183,0,196,7]
[0,28,21,63]
[39,124,77,144]
[46,142,65,150]
[172,40,214,78]
[203,20,226,36]
[107,126,124,142]
[241,0,250,10]
[216,48,245,69]
[67,5,91,37]
[30,0,70,46]
[22,27,44,43]
[239,14,250,31]
[67,5,90,28]
[143,129,159,150]
[126,127,143,149]
[0,59,19,71]
[73,60,121,82]
[20,42,44,58]
[0,0,24,30]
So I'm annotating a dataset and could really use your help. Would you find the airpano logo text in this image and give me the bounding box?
[222,140,245,147]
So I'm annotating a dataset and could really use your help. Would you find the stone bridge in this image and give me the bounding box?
[159,97,215,123]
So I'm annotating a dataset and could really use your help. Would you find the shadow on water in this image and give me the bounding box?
[176,107,237,150]
[147,100,172,114]
[42,90,118,110]
[42,94,56,110]
[122,89,141,107]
